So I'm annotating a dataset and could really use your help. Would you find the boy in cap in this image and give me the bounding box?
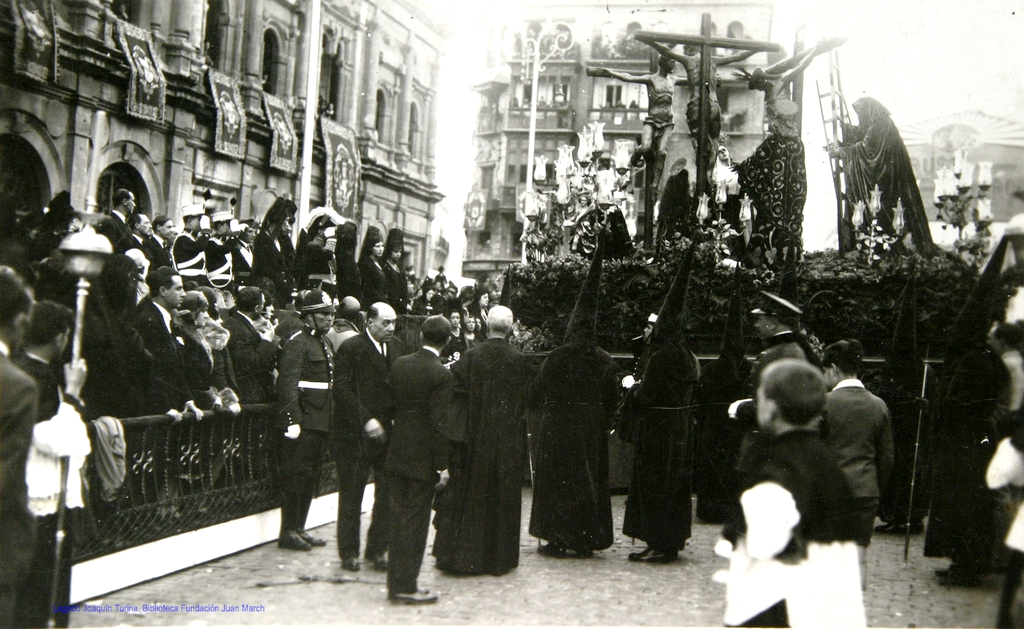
[275,289,336,551]
[719,359,865,627]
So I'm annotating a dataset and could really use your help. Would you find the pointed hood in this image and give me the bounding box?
[888,263,919,364]
[564,234,605,345]
[719,265,746,363]
[948,236,1011,358]
[649,241,696,347]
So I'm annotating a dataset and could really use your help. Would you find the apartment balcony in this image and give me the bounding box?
[588,108,645,133]
[506,107,575,131]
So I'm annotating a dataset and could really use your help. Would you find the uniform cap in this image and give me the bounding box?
[299,289,335,314]
[181,203,205,218]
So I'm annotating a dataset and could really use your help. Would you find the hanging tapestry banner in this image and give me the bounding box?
[208,69,247,159]
[11,0,57,82]
[464,190,486,232]
[115,21,166,122]
[262,93,298,175]
[320,117,361,219]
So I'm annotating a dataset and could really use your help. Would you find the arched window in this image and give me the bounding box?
[408,103,419,154]
[375,90,388,140]
[205,0,229,70]
[262,29,280,94]
[97,162,151,217]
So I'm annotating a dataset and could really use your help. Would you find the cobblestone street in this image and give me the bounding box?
[70,489,1000,627]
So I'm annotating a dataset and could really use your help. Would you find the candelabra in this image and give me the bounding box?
[521,121,635,262]
[934,151,993,266]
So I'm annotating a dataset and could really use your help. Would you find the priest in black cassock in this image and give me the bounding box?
[693,267,750,524]
[433,305,534,576]
[619,244,701,563]
[528,233,618,558]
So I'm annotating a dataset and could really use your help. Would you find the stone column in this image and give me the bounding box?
[66,0,105,39]
[395,45,412,160]
[346,23,365,128]
[284,22,298,98]
[293,10,311,108]
[424,64,439,180]
[360,22,381,140]
[333,47,346,123]
[164,0,194,76]
[241,0,265,111]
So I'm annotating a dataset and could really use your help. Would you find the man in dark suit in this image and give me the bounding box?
[134,267,193,417]
[0,269,38,627]
[96,188,135,254]
[224,286,278,404]
[130,212,173,271]
[384,315,452,604]
[822,339,893,589]
[333,302,399,571]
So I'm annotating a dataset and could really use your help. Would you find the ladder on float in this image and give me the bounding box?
[816,50,852,253]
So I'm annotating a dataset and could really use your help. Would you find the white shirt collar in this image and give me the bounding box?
[422,346,440,356]
[366,330,385,355]
[153,301,173,334]
[832,378,865,391]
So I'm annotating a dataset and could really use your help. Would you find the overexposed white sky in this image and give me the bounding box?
[430,0,1024,266]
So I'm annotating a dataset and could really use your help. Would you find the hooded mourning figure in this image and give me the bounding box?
[619,243,702,563]
[335,222,361,302]
[837,97,935,255]
[382,228,409,313]
[693,267,752,523]
[358,226,385,307]
[527,234,618,558]
[925,238,1012,584]
[870,267,936,534]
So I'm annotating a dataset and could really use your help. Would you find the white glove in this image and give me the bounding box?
[728,399,751,419]
[364,418,385,440]
[714,538,734,558]
[285,424,301,439]
[621,375,635,389]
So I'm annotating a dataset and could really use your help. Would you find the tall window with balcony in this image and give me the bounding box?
[318,36,342,118]
[262,29,280,95]
[204,0,229,70]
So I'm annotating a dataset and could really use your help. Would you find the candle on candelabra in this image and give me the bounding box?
[953,149,967,175]
[977,197,993,221]
[851,200,866,228]
[959,163,975,189]
[577,129,593,162]
[941,167,960,197]
[556,178,570,204]
[596,169,617,205]
[868,184,882,213]
[588,121,605,154]
[739,194,753,240]
[978,162,993,187]
[893,198,905,233]
[556,145,575,178]
[533,155,549,182]
[696,193,710,224]
[612,139,632,172]
[715,180,728,205]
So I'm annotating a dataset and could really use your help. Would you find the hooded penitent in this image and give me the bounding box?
[564,235,605,346]
[648,241,696,349]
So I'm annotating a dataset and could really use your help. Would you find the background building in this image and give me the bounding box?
[0,0,451,278]
[461,0,778,282]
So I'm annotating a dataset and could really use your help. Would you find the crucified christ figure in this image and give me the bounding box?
[734,37,847,105]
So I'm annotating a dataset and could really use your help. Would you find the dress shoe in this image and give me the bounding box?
[537,542,568,558]
[370,554,389,572]
[634,549,678,564]
[297,531,327,547]
[341,557,360,572]
[628,547,653,562]
[389,590,438,605]
[278,531,312,551]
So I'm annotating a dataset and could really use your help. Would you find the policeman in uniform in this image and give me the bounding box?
[275,289,336,551]
[172,204,209,286]
[206,209,235,290]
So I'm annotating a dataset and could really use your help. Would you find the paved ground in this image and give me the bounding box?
[70,489,1000,627]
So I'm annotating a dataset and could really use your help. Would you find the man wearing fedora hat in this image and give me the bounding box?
[275,289,336,551]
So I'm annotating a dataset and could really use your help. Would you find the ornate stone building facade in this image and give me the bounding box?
[0,0,450,276]
[461,0,775,281]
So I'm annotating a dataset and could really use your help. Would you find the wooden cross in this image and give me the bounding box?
[635,15,782,203]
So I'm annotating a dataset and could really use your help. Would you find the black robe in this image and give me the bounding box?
[359,257,386,307]
[693,355,751,524]
[924,344,1009,572]
[620,341,701,551]
[527,343,618,553]
[433,338,533,575]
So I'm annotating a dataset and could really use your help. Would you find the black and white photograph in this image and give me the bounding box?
[0,0,1023,627]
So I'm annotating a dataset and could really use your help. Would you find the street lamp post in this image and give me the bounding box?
[520,22,573,263]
